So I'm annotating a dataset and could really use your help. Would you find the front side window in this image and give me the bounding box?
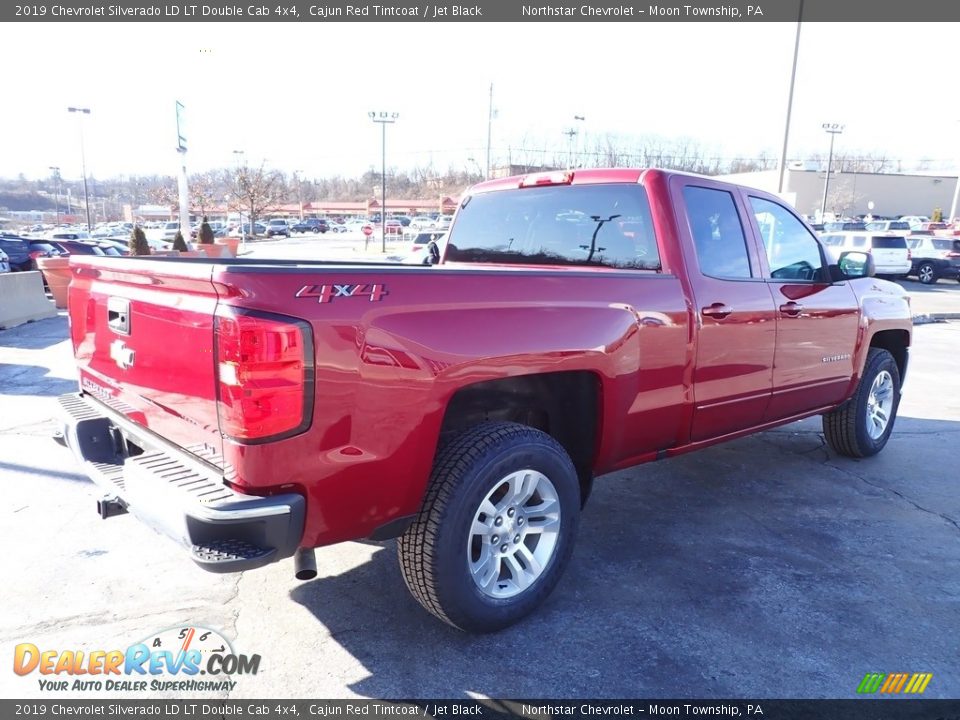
[749,197,824,281]
[445,183,660,270]
[683,186,752,279]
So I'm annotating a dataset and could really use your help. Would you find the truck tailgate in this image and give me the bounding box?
[68,257,223,462]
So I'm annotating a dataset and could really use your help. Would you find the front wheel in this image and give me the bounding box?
[822,348,901,458]
[398,422,580,632]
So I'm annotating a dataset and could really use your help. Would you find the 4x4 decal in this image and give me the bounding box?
[295,283,388,303]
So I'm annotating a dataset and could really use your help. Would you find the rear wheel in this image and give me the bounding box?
[823,348,901,458]
[398,421,580,632]
[917,262,937,284]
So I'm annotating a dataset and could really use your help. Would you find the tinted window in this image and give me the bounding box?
[906,239,922,249]
[683,186,751,279]
[870,236,907,249]
[820,234,844,246]
[749,197,824,281]
[852,236,867,248]
[446,184,660,270]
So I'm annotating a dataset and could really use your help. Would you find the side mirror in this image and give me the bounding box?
[830,250,875,281]
[423,241,441,266]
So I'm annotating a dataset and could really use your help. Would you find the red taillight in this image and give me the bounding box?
[947,252,960,258]
[215,312,313,441]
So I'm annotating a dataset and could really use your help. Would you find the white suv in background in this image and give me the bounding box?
[820,232,912,276]
[0,248,10,274]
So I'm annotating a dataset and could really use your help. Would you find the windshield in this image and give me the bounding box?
[446,183,661,270]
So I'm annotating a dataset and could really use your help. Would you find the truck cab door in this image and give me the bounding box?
[743,195,860,420]
[671,177,777,441]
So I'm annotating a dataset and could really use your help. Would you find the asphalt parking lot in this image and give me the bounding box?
[1,291,958,700]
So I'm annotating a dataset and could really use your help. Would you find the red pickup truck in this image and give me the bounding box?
[58,169,911,632]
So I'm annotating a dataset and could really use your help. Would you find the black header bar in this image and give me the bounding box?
[5,0,960,22]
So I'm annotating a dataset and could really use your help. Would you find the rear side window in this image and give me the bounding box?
[870,236,906,249]
[931,239,960,251]
[445,183,660,270]
[852,236,867,248]
[684,186,751,279]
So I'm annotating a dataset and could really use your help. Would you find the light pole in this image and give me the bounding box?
[67,106,92,233]
[573,115,586,167]
[486,82,494,180]
[232,150,245,239]
[819,123,844,222]
[48,166,61,226]
[293,170,304,221]
[777,0,804,194]
[563,128,578,170]
[950,120,960,222]
[369,111,399,253]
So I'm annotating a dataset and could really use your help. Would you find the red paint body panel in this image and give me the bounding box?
[65,169,913,552]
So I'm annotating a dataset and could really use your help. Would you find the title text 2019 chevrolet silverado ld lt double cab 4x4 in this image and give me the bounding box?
[58,169,911,632]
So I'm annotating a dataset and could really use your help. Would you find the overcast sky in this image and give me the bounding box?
[2,21,958,182]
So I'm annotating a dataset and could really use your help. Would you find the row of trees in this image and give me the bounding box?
[0,132,944,225]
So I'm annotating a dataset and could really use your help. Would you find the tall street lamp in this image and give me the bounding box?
[49,166,61,226]
[369,111,399,253]
[67,106,92,233]
[819,123,844,222]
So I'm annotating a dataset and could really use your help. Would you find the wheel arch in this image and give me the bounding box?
[438,370,602,506]
[868,328,910,384]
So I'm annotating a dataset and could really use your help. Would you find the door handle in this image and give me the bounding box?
[701,303,733,319]
[779,301,803,317]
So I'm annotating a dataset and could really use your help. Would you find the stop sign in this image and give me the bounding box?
[362,224,373,236]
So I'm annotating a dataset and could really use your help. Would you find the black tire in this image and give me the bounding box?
[397,421,580,633]
[312,227,320,234]
[822,348,901,458]
[916,262,937,285]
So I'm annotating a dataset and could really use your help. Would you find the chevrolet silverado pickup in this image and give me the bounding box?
[57,169,912,632]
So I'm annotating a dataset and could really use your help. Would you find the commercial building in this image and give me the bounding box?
[716,166,958,220]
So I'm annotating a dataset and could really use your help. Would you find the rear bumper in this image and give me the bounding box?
[57,392,305,573]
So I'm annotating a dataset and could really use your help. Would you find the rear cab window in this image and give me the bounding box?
[445,183,660,270]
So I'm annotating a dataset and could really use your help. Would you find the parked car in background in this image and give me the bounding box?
[27,240,64,260]
[0,248,10,274]
[823,221,866,232]
[820,232,911,276]
[48,240,107,256]
[905,235,960,284]
[0,235,32,271]
[393,215,412,227]
[405,231,447,264]
[343,219,372,234]
[326,220,346,234]
[899,215,929,229]
[236,222,267,237]
[865,220,911,234]
[266,219,292,238]
[291,218,329,234]
[409,215,435,230]
[435,216,453,231]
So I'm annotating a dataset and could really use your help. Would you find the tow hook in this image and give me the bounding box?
[97,495,128,519]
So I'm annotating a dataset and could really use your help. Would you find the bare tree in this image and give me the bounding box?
[189,171,222,217]
[232,163,286,234]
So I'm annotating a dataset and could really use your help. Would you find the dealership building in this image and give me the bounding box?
[716,166,959,220]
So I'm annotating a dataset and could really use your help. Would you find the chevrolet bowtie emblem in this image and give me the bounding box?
[109,340,136,370]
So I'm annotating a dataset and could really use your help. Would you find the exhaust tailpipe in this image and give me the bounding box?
[294,548,317,581]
